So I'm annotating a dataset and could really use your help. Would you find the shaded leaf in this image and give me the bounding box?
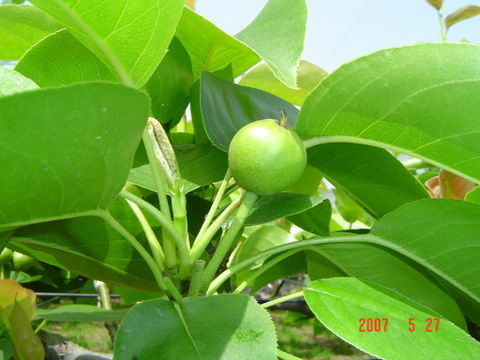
[145,37,193,127]
[298,43,480,185]
[199,71,298,152]
[36,305,128,322]
[239,60,328,106]
[445,5,480,29]
[0,4,63,60]
[30,0,185,87]
[305,278,480,360]
[246,193,326,226]
[9,196,162,292]
[307,143,429,218]
[0,82,149,229]
[287,198,331,236]
[114,295,277,360]
[128,145,229,194]
[15,29,119,86]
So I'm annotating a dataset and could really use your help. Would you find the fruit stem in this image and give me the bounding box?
[200,190,258,292]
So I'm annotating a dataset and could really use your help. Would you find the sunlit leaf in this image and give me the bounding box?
[15,29,119,86]
[0,4,63,60]
[445,5,480,29]
[239,60,328,106]
[0,67,38,97]
[425,0,443,10]
[30,0,185,87]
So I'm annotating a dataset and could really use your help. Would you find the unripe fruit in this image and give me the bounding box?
[228,118,307,196]
[0,248,13,266]
[12,252,34,272]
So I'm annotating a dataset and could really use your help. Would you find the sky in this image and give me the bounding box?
[195,0,480,73]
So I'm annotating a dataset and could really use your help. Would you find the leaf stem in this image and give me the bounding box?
[207,238,365,295]
[200,190,258,291]
[260,291,304,309]
[119,190,190,278]
[101,211,168,292]
[188,260,206,297]
[125,199,165,271]
[192,169,231,250]
[438,4,447,42]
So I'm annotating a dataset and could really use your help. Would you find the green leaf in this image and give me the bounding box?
[465,187,480,203]
[175,7,260,80]
[298,43,480,184]
[287,198,331,236]
[175,0,307,88]
[307,241,466,329]
[145,37,193,127]
[36,305,128,322]
[235,225,296,269]
[235,0,307,88]
[370,198,480,323]
[9,196,162,292]
[307,143,429,218]
[246,193,327,226]
[304,278,480,360]
[128,145,228,193]
[0,67,38,97]
[15,29,119,86]
[425,0,443,10]
[0,82,149,229]
[333,188,364,224]
[0,4,63,60]
[114,295,277,360]
[199,71,299,152]
[445,5,480,29]
[30,0,185,87]
[239,60,328,106]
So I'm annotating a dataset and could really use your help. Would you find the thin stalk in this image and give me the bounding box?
[95,281,113,310]
[207,237,368,296]
[120,190,190,279]
[163,277,183,303]
[189,189,244,264]
[101,211,168,292]
[260,291,304,309]
[438,5,447,42]
[142,127,177,271]
[201,190,258,292]
[233,247,308,294]
[125,199,165,271]
[193,169,231,249]
[188,260,206,297]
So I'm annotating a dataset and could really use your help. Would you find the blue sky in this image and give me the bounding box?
[196,0,480,72]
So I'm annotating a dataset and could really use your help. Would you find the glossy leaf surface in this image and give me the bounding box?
[199,71,298,152]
